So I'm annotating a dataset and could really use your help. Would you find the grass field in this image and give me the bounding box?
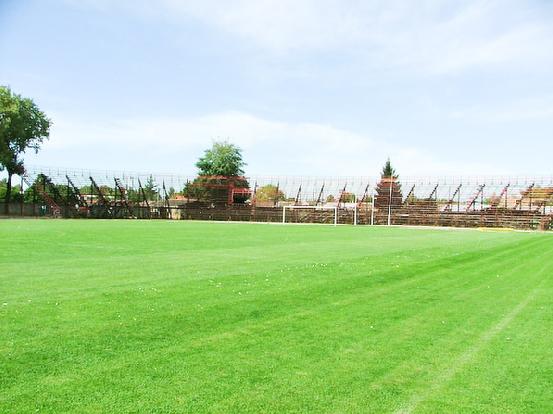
[1,220,552,413]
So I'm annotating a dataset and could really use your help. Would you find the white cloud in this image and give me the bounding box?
[69,0,553,74]
[450,95,553,122]
[26,110,500,177]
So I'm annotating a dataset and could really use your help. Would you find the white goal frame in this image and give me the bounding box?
[282,205,339,226]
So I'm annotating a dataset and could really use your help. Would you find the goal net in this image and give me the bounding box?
[282,205,339,225]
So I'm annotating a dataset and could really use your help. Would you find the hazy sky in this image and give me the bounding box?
[1,0,552,177]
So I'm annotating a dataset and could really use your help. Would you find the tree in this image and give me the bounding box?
[0,86,51,211]
[143,175,159,201]
[255,184,285,203]
[340,192,356,203]
[187,141,249,204]
[196,141,246,177]
[126,187,140,203]
[381,158,397,178]
[374,159,402,209]
[0,178,22,202]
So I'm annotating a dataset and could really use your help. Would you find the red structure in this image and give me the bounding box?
[374,176,402,209]
[186,175,252,205]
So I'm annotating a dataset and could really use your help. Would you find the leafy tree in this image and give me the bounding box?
[0,178,23,202]
[196,141,246,177]
[183,175,249,204]
[340,192,356,203]
[18,174,67,204]
[99,185,115,198]
[187,142,249,204]
[79,184,92,194]
[255,184,285,203]
[126,187,140,203]
[182,180,202,200]
[0,86,51,210]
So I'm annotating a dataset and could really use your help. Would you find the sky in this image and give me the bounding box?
[1,0,552,177]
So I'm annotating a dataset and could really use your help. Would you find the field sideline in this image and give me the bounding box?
[1,220,552,413]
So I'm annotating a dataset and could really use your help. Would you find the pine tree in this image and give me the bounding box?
[381,158,397,178]
[143,175,159,201]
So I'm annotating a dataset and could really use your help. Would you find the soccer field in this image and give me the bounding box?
[1,220,552,413]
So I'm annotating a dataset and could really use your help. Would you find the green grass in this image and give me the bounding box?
[1,220,552,413]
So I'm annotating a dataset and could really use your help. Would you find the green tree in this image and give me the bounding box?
[381,158,398,178]
[375,159,402,209]
[340,192,356,203]
[196,141,246,177]
[187,142,249,204]
[255,184,285,203]
[126,187,140,203]
[183,175,250,204]
[143,175,158,201]
[0,87,51,211]
[0,178,23,202]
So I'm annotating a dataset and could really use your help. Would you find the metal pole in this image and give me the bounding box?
[282,205,286,224]
[370,188,375,225]
[353,205,357,226]
[387,177,393,226]
[481,188,484,211]
[334,206,338,226]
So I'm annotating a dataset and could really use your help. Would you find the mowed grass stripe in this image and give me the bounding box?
[395,287,540,414]
[1,232,539,359]
[0,225,531,315]
[205,238,551,412]
[1,220,551,413]
[394,246,553,414]
[427,275,553,413]
[0,225,544,400]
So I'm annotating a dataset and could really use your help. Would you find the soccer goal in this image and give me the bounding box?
[282,205,339,225]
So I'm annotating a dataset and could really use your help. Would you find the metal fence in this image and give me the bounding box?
[1,165,551,230]
[17,166,552,207]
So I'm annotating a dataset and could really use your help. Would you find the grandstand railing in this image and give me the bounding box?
[1,165,551,230]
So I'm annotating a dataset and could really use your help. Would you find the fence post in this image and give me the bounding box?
[387,176,393,226]
[371,188,375,225]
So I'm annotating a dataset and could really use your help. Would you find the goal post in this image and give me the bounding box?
[282,205,339,225]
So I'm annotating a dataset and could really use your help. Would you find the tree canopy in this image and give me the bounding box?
[0,86,51,207]
[381,158,398,178]
[143,175,159,201]
[255,184,285,203]
[196,141,246,177]
[0,178,23,202]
